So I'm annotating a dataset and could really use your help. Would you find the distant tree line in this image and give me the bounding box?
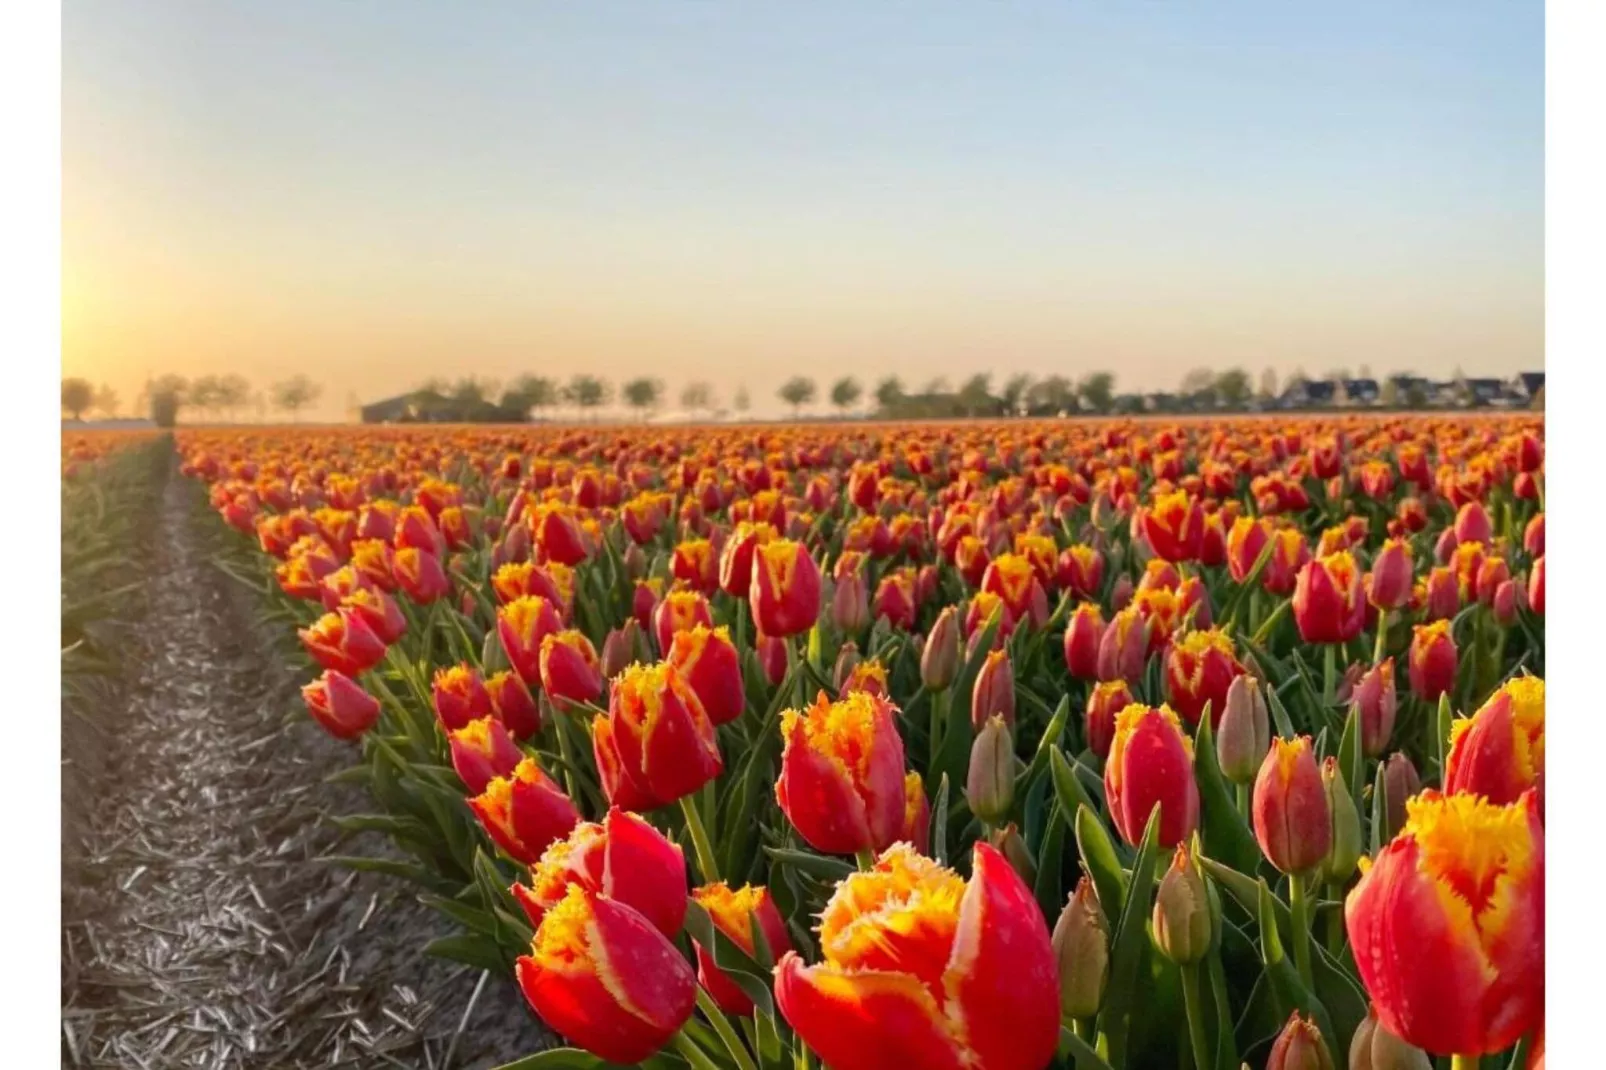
[60,374,324,427]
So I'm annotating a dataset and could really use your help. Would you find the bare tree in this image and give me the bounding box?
[680,381,714,416]
[829,376,863,415]
[271,376,323,422]
[62,377,94,420]
[733,384,751,414]
[217,374,251,421]
[778,376,817,417]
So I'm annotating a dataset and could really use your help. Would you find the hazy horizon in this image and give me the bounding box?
[63,1,1542,422]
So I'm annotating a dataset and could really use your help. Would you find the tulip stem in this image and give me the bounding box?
[1287,872,1315,990]
[1234,782,1250,821]
[1323,881,1343,956]
[1179,964,1213,1070]
[679,795,721,885]
[1372,609,1389,665]
[1322,644,1338,711]
[1451,1056,1479,1070]
[672,1032,725,1070]
[854,848,877,872]
[694,988,760,1070]
[929,688,949,770]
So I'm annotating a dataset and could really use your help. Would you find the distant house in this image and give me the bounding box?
[1338,379,1380,407]
[1143,392,1180,413]
[1461,378,1510,408]
[360,390,527,424]
[1513,371,1545,402]
[1278,380,1336,409]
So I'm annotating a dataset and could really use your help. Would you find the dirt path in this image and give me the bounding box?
[61,467,547,1069]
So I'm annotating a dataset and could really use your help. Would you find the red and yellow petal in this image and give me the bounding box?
[773,953,966,1070]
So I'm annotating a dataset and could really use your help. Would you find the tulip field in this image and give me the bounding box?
[162,414,1543,1070]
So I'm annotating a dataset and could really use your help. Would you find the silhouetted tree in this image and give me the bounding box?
[874,376,905,414]
[623,377,664,419]
[733,384,751,413]
[1026,375,1075,415]
[680,381,714,416]
[1259,368,1280,400]
[149,375,190,427]
[62,378,94,420]
[957,373,994,417]
[1215,368,1253,408]
[1078,372,1115,413]
[216,375,251,421]
[829,376,863,415]
[778,376,817,417]
[504,375,559,419]
[271,376,322,422]
[565,375,611,418]
[91,384,119,419]
[1000,374,1032,416]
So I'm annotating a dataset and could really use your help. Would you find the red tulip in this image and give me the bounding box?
[528,502,590,566]
[432,663,493,731]
[1096,606,1149,683]
[1105,704,1200,848]
[750,539,823,638]
[1345,791,1543,1055]
[448,715,525,795]
[1085,679,1134,761]
[1368,538,1414,611]
[667,625,745,726]
[497,595,564,687]
[513,808,688,938]
[298,607,388,677]
[1352,659,1398,759]
[1058,543,1105,599]
[339,586,407,646]
[1143,490,1203,563]
[1445,676,1544,810]
[774,843,1060,1070]
[900,771,931,854]
[1062,602,1104,681]
[468,756,580,864]
[1292,551,1366,644]
[392,546,450,604]
[1253,736,1331,875]
[1407,621,1457,701]
[1528,555,1544,614]
[691,883,794,1016]
[594,662,722,809]
[1453,501,1493,547]
[1164,629,1246,728]
[301,669,381,740]
[776,690,905,856]
[653,589,714,657]
[539,629,604,708]
[971,649,1016,730]
[719,521,776,596]
[486,668,543,739]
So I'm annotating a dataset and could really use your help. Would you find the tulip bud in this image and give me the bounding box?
[1368,539,1413,610]
[1085,679,1133,761]
[622,542,647,581]
[1153,845,1212,965]
[1422,567,1459,621]
[1528,554,1544,614]
[600,621,639,682]
[832,568,871,635]
[920,606,961,692]
[1062,602,1105,681]
[1110,573,1135,612]
[1378,753,1421,841]
[1318,758,1362,885]
[1096,606,1149,682]
[971,650,1016,730]
[1253,736,1331,875]
[987,823,1036,885]
[301,670,381,740]
[1268,1012,1336,1070]
[1349,1009,1432,1070]
[1523,513,1544,558]
[1052,878,1110,1020]
[1454,500,1493,547]
[756,633,788,687]
[1352,660,1398,759]
[966,715,1016,823]
[1492,577,1523,626]
[1217,674,1270,785]
[832,641,862,694]
[1407,621,1457,701]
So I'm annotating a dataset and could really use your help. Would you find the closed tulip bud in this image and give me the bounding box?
[1475,556,1510,607]
[1293,552,1367,644]
[468,756,580,865]
[667,625,745,726]
[599,622,638,683]
[653,589,714,658]
[971,649,1016,730]
[1492,577,1523,626]
[1433,526,1459,566]
[1110,573,1135,611]
[539,630,604,708]
[1353,660,1398,758]
[691,883,794,1016]
[756,633,788,687]
[1106,704,1201,848]
[750,539,822,638]
[1254,736,1331,875]
[1153,845,1212,965]
[1379,753,1421,841]
[392,545,450,605]
[301,669,381,740]
[832,640,861,692]
[1368,539,1414,610]
[1052,878,1110,1019]
[497,595,564,687]
[1345,791,1544,1055]
[832,568,871,635]
[967,715,1016,823]
[1268,1012,1335,1070]
[299,607,388,678]
[1085,680,1134,760]
[921,606,961,691]
[1144,490,1204,562]
[1349,1010,1432,1070]
[1444,676,1545,810]
[485,669,542,740]
[594,662,722,809]
[1059,544,1105,599]
[1528,555,1544,614]
[1063,603,1105,681]
[1097,606,1149,683]
[989,823,1036,885]
[449,716,525,795]
[900,771,932,854]
[1422,566,1460,620]
[1319,758,1363,885]
[1523,513,1544,558]
[433,663,495,732]
[1454,500,1493,547]
[1217,674,1271,785]
[516,886,695,1064]
[528,503,590,566]
[1407,621,1457,701]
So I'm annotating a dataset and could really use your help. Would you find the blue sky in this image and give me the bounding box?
[64,1,1543,416]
